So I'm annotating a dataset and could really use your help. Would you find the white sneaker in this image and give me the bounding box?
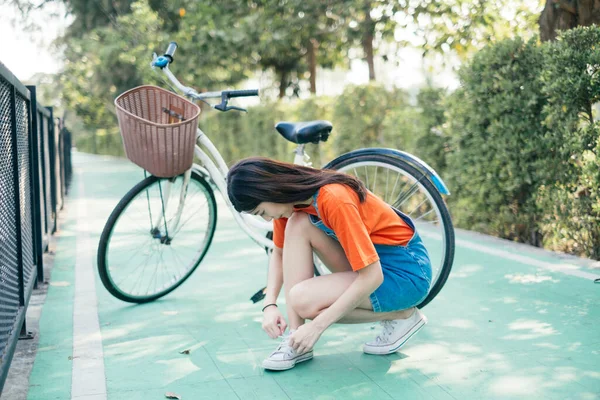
[363,308,428,355]
[262,330,314,371]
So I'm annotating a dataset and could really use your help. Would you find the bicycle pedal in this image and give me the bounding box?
[250,286,267,303]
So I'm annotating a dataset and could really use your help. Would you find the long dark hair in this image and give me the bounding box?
[227,157,367,212]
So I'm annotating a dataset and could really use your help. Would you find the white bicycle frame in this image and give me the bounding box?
[190,130,311,249]
[152,62,312,250]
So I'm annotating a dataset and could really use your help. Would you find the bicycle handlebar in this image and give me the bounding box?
[164,42,177,61]
[226,89,259,98]
[153,42,177,68]
[151,41,258,111]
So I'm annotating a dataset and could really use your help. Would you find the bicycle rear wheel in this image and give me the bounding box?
[321,153,455,308]
[97,170,217,303]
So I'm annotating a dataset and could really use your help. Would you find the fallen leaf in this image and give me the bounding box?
[488,320,493,323]
[165,392,181,399]
[179,349,191,355]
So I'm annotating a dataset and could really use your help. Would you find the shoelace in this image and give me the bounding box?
[270,332,296,358]
[375,320,396,344]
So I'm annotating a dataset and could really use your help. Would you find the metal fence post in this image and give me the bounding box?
[26,85,44,284]
[8,85,25,309]
[47,107,57,234]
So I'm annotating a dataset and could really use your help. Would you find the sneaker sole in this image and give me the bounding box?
[363,316,427,355]
[262,351,314,371]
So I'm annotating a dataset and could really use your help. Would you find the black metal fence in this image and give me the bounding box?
[0,62,72,393]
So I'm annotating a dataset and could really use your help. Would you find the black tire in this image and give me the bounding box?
[97,171,217,303]
[324,153,455,309]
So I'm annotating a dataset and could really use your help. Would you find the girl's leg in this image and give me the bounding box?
[288,269,415,322]
[267,211,421,369]
[283,212,414,327]
[282,212,361,330]
[335,307,414,324]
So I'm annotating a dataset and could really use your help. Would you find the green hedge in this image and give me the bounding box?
[443,27,600,258]
[536,27,600,258]
[443,37,548,243]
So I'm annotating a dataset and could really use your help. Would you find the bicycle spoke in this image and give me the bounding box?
[389,173,401,205]
[413,208,436,222]
[394,179,424,210]
[173,207,210,237]
[372,166,378,194]
[407,198,428,217]
[146,246,165,295]
[117,249,155,291]
[384,168,389,201]
[103,173,216,302]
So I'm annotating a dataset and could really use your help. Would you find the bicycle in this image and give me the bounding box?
[97,42,455,308]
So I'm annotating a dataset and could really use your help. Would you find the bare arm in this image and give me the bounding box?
[263,247,284,308]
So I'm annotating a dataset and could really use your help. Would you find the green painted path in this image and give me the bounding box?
[26,152,599,400]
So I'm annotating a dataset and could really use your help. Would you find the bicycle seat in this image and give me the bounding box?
[275,120,332,144]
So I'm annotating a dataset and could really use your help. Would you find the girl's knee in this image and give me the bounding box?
[289,282,319,319]
[284,212,312,237]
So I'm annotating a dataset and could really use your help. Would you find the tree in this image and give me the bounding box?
[539,0,600,42]
[237,0,346,97]
[333,0,402,81]
[408,0,542,59]
[329,0,540,81]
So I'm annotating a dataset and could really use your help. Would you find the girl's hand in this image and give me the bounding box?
[289,322,324,354]
[262,306,287,339]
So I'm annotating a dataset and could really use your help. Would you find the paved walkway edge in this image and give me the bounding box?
[71,173,107,399]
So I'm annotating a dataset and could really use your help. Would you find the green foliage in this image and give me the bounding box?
[198,84,443,172]
[409,0,543,59]
[540,26,600,179]
[383,87,449,173]
[441,26,600,258]
[537,141,600,259]
[60,1,168,155]
[199,102,291,165]
[172,1,256,89]
[535,26,600,257]
[443,36,548,242]
[332,84,409,154]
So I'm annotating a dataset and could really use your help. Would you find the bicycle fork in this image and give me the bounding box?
[151,169,192,243]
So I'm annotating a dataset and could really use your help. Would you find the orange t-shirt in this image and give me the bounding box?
[272,183,414,271]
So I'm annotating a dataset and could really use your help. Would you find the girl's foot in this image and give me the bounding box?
[262,330,314,371]
[363,308,427,355]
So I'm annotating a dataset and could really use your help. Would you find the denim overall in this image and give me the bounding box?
[308,190,432,312]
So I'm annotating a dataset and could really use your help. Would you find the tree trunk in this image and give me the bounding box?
[539,0,600,42]
[278,69,288,99]
[307,38,318,94]
[363,3,376,81]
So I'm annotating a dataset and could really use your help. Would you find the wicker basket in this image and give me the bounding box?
[115,85,201,177]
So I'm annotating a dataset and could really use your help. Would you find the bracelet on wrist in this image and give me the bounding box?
[262,303,277,312]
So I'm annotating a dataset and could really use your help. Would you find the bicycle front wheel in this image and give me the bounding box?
[97,170,217,303]
[322,153,455,309]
